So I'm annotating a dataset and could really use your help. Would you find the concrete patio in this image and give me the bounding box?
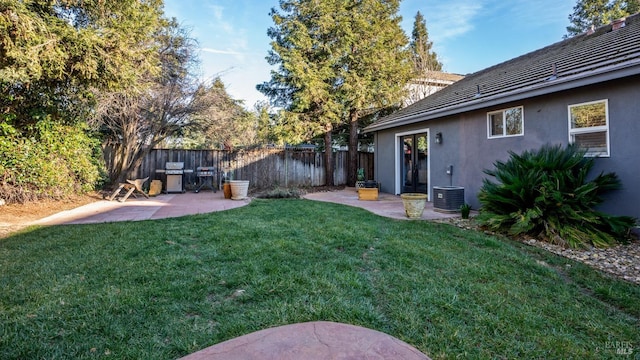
[32,187,460,226]
[34,191,250,226]
[303,187,461,221]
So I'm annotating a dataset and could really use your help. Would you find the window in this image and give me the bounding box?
[487,106,523,138]
[568,99,609,157]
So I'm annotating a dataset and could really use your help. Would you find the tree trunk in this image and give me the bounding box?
[119,146,150,184]
[112,139,140,185]
[347,109,359,186]
[324,124,334,186]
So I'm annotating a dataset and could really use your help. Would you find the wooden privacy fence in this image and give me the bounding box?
[105,148,374,189]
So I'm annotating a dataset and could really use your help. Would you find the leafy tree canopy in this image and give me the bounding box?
[259,0,411,128]
[566,0,640,37]
[0,0,168,199]
[0,0,166,132]
[187,78,257,150]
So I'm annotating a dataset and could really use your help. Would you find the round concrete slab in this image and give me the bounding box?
[179,321,430,360]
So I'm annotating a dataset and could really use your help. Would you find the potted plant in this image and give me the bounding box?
[356,168,365,189]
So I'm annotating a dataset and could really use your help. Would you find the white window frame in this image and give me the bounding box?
[568,99,610,157]
[487,106,524,139]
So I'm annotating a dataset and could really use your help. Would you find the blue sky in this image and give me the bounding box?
[163,0,575,108]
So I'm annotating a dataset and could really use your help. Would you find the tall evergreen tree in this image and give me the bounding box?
[566,0,640,37]
[406,11,444,105]
[258,0,412,186]
[342,0,412,186]
[258,0,343,185]
[410,11,442,75]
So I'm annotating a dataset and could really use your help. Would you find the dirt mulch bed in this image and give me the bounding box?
[0,192,103,238]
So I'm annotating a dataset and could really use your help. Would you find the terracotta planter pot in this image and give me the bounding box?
[400,193,427,219]
[223,183,232,199]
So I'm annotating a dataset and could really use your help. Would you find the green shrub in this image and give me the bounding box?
[477,144,636,248]
[254,186,303,199]
[460,203,471,219]
[0,119,104,203]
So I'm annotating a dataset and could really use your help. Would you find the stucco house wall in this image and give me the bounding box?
[374,75,640,219]
[368,14,640,221]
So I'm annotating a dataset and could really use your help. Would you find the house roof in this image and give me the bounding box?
[365,13,640,133]
[410,71,464,86]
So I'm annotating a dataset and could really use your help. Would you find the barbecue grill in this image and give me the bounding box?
[160,162,193,193]
[194,166,217,193]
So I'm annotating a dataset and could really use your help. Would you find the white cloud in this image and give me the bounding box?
[201,4,251,63]
[201,48,244,55]
[426,1,483,41]
[197,48,272,108]
[209,4,234,34]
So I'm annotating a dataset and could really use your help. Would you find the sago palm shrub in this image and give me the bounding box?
[477,144,636,248]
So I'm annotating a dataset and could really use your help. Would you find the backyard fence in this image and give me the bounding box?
[103,147,374,190]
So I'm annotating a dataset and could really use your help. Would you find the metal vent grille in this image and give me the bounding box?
[433,186,464,213]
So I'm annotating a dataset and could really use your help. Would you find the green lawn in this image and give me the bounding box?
[1,199,638,359]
